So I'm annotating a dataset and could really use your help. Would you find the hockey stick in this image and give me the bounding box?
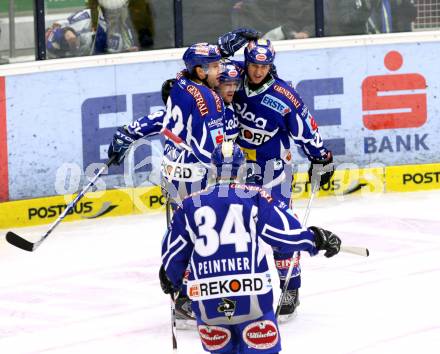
[275,180,319,319]
[170,291,178,352]
[6,156,116,252]
[5,129,190,252]
[340,245,369,257]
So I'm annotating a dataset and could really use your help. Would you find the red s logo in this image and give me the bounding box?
[362,51,427,130]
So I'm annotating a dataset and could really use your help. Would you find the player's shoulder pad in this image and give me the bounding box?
[184,185,212,201]
[230,183,274,203]
[270,78,303,112]
[176,78,222,118]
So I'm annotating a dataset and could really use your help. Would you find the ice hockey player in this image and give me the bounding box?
[108,29,260,199]
[108,30,259,323]
[216,59,242,141]
[230,38,335,319]
[159,141,341,354]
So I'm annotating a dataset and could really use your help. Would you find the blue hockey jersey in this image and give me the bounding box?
[161,182,318,325]
[122,76,237,200]
[232,64,329,187]
[224,102,239,141]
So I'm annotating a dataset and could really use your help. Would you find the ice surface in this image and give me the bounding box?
[1,190,439,354]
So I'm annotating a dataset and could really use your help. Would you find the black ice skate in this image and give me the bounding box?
[278,289,300,322]
[175,295,196,329]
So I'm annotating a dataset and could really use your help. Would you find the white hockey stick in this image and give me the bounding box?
[275,181,319,319]
[340,245,369,257]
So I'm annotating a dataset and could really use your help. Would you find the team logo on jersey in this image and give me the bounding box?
[187,273,271,300]
[235,103,268,129]
[198,325,231,351]
[207,117,223,129]
[217,298,236,320]
[273,84,301,109]
[243,320,279,350]
[210,128,225,144]
[187,85,209,116]
[307,113,319,131]
[261,94,291,116]
[239,124,277,146]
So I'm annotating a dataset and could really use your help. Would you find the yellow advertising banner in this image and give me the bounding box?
[292,166,385,199]
[1,163,439,229]
[0,186,165,229]
[385,163,440,192]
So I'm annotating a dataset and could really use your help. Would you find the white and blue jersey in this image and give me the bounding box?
[161,182,318,325]
[161,72,226,198]
[232,63,329,199]
[224,102,240,141]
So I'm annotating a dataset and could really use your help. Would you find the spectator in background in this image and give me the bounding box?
[366,0,417,33]
[232,0,315,40]
[324,0,372,36]
[88,0,153,50]
[87,0,139,53]
[324,0,417,37]
[46,9,100,58]
[182,1,233,45]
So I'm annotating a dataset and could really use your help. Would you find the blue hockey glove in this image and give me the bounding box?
[308,151,334,187]
[218,28,261,57]
[309,226,341,258]
[159,265,176,294]
[108,126,137,165]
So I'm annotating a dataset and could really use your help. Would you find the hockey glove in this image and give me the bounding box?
[309,226,341,258]
[159,265,175,294]
[218,28,261,57]
[108,125,137,165]
[161,78,176,105]
[308,151,334,187]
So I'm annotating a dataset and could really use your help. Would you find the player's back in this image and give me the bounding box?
[182,182,276,324]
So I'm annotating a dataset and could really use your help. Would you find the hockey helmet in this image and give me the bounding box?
[211,141,245,178]
[219,60,242,83]
[244,39,275,65]
[183,43,222,73]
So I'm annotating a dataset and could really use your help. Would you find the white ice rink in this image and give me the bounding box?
[1,190,439,354]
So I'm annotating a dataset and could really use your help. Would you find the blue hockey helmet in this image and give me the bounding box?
[219,60,242,83]
[244,39,275,65]
[183,43,222,73]
[211,141,245,178]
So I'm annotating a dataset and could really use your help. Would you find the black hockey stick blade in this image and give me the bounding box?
[6,232,35,252]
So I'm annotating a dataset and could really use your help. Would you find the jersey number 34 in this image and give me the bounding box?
[194,204,254,257]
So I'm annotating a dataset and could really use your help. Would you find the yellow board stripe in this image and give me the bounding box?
[0,186,165,229]
[1,163,439,229]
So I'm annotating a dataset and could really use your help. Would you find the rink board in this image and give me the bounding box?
[1,33,440,201]
[1,163,439,229]
[0,186,165,229]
